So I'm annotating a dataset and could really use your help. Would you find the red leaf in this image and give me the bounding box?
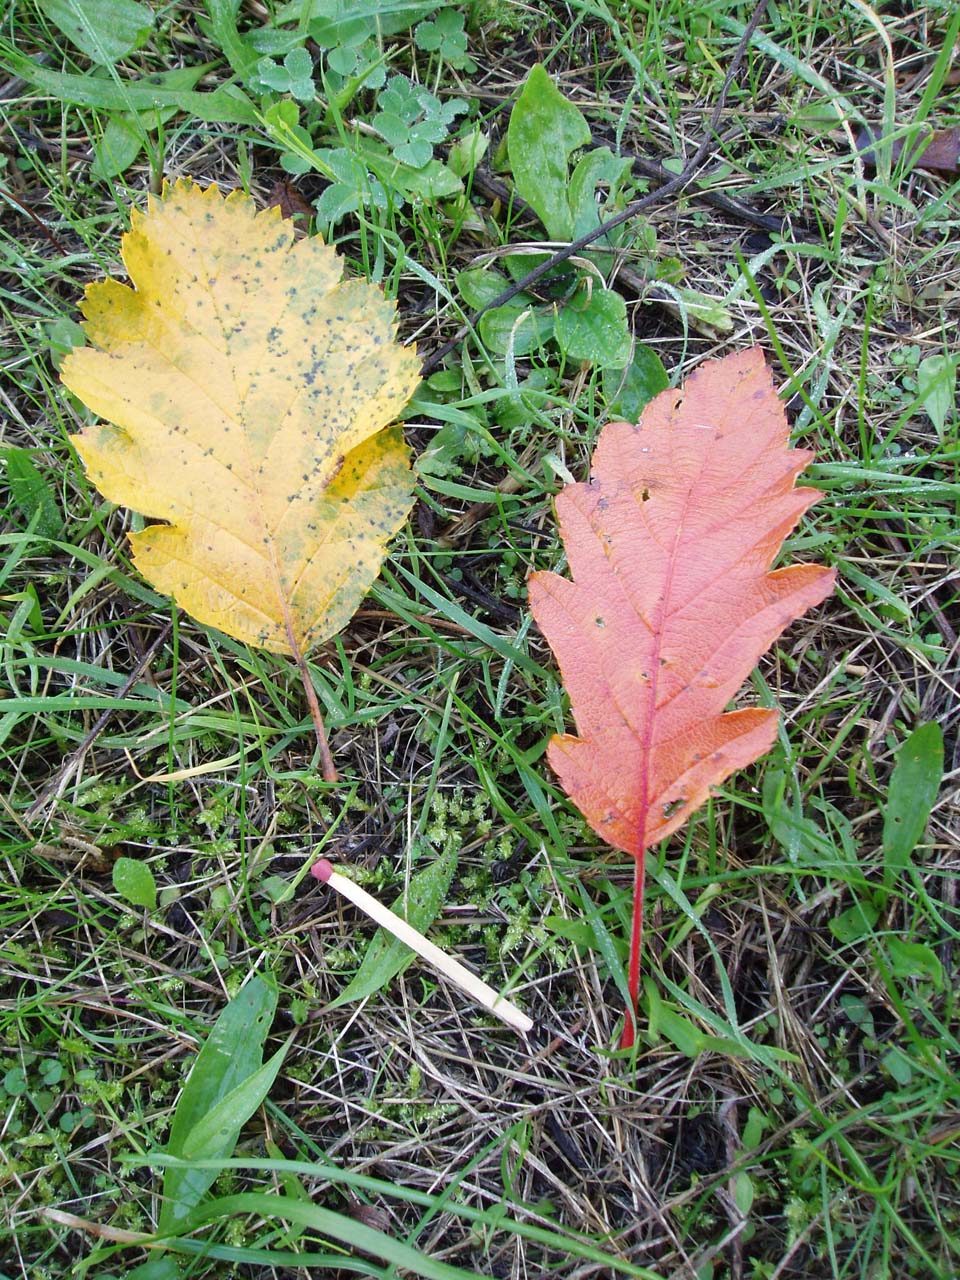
[856,123,960,174]
[265,178,315,223]
[528,348,836,1046]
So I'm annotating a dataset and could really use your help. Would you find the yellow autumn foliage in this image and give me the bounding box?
[62,180,419,655]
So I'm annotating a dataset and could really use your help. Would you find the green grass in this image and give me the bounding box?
[2,1,959,1277]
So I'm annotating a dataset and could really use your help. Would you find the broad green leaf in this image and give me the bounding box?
[884,937,944,987]
[662,284,735,335]
[478,303,554,356]
[840,993,874,1033]
[502,252,553,284]
[507,64,591,241]
[92,118,146,180]
[882,721,943,892]
[761,767,831,864]
[45,316,86,370]
[313,181,360,220]
[180,1043,289,1158]
[882,1046,914,1085]
[553,287,632,367]
[417,420,476,479]
[456,267,511,310]
[361,144,462,200]
[447,126,489,177]
[733,1172,755,1215]
[742,1106,770,1150]
[567,147,633,240]
[201,0,260,79]
[2,447,64,540]
[4,54,258,124]
[830,898,880,945]
[159,974,280,1230]
[112,856,157,910]
[45,0,154,63]
[274,0,442,44]
[643,978,745,1058]
[327,845,458,1008]
[543,916,597,950]
[916,354,957,438]
[602,347,669,422]
[92,65,210,179]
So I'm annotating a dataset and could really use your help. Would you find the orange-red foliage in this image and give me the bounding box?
[529,348,836,1045]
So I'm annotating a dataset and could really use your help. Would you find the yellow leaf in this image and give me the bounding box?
[62,180,419,657]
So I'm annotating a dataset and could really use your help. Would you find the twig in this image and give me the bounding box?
[312,858,533,1034]
[468,143,787,238]
[0,185,70,254]
[624,150,785,234]
[421,0,771,376]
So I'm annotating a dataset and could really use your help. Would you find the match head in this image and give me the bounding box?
[311,858,334,883]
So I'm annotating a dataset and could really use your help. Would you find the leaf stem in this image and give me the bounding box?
[284,620,338,784]
[621,852,646,1050]
[298,657,338,784]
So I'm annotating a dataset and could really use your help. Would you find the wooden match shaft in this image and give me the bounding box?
[312,859,533,1034]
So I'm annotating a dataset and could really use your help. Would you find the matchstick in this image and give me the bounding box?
[311,858,533,1035]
